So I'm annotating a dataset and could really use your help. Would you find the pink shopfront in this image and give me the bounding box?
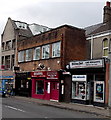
[31,71,59,101]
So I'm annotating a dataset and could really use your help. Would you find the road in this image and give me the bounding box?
[2,97,107,119]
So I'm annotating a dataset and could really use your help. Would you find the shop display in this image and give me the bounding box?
[94,81,104,103]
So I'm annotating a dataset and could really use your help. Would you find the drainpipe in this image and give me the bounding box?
[108,52,111,116]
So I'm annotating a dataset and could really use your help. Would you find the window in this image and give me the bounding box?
[72,82,86,100]
[103,38,108,57]
[94,81,104,103]
[52,42,61,57]
[12,39,16,49]
[5,56,10,69]
[25,49,32,61]
[36,80,44,94]
[11,55,15,69]
[42,45,50,59]
[18,51,24,62]
[5,41,11,50]
[2,42,5,51]
[33,47,40,60]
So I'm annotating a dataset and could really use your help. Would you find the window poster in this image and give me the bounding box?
[94,81,104,103]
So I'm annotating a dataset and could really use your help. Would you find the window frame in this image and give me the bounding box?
[42,44,50,59]
[18,51,25,62]
[25,49,32,61]
[33,47,40,60]
[103,38,109,57]
[52,41,61,58]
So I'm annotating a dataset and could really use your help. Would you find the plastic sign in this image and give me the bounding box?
[70,59,104,69]
[72,75,87,81]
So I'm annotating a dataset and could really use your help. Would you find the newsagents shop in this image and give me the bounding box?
[64,59,109,107]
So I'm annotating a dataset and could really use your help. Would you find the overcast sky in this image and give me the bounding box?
[0,0,107,35]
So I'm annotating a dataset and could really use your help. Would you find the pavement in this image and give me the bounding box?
[13,96,110,118]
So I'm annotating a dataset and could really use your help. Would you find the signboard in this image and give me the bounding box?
[47,71,58,79]
[0,76,14,79]
[72,75,87,81]
[70,59,104,69]
[31,71,58,79]
[31,71,46,78]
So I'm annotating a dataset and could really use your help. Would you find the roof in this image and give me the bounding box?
[85,22,111,37]
[12,20,33,38]
[88,22,111,36]
[84,23,103,36]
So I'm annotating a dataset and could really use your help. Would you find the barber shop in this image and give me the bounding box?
[64,58,109,107]
[31,71,60,101]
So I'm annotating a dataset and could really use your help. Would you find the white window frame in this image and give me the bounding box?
[25,49,32,61]
[42,45,50,59]
[18,51,24,62]
[33,47,40,60]
[103,38,109,57]
[52,42,61,58]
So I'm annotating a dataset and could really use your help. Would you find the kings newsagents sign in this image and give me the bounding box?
[69,59,104,69]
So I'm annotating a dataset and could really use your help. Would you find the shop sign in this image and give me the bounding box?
[47,71,58,79]
[72,75,87,81]
[0,76,14,79]
[31,71,46,78]
[70,59,104,69]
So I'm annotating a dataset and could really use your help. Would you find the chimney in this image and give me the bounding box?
[103,1,111,23]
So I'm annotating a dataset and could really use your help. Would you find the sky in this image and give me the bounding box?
[0,0,107,35]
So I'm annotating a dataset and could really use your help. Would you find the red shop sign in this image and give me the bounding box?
[31,71,46,78]
[47,71,58,79]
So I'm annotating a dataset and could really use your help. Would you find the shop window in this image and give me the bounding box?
[72,82,86,100]
[21,80,26,88]
[45,82,50,93]
[52,42,61,58]
[18,51,24,62]
[42,45,50,59]
[25,49,32,61]
[33,47,40,60]
[94,81,104,103]
[103,38,109,57]
[36,81,44,94]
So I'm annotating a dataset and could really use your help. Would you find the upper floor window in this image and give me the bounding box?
[5,41,11,50]
[2,42,5,51]
[42,45,50,59]
[52,42,61,58]
[15,22,27,29]
[103,38,109,57]
[5,55,10,69]
[33,47,40,60]
[18,51,24,62]
[12,39,16,49]
[26,49,32,61]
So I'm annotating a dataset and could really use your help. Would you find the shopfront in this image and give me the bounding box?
[31,71,59,101]
[0,76,14,93]
[15,72,32,97]
[65,59,109,107]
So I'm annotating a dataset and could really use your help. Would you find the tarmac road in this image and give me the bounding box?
[2,97,108,119]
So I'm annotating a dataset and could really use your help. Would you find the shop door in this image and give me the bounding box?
[88,81,94,104]
[50,82,59,101]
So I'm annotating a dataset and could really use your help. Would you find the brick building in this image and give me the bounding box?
[16,25,86,101]
[1,17,50,94]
